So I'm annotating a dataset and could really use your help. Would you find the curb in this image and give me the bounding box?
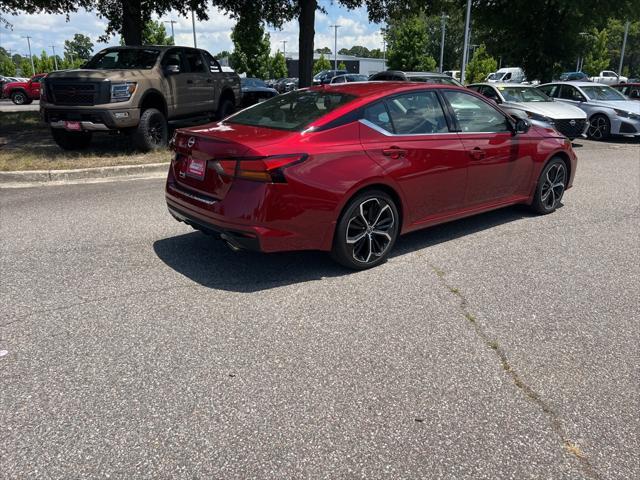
[0,162,169,185]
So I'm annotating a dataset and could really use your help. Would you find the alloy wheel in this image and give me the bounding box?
[540,163,566,210]
[588,116,609,140]
[13,93,25,105]
[346,198,395,264]
[148,115,165,146]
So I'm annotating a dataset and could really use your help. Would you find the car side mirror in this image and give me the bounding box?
[164,64,180,75]
[514,118,531,134]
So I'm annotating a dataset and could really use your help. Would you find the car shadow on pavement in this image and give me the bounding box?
[153,206,535,292]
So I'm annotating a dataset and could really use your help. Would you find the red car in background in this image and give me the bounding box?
[2,73,46,105]
[166,82,577,269]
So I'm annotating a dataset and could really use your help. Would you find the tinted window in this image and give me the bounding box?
[203,52,222,73]
[385,91,449,134]
[161,48,183,70]
[480,86,500,100]
[363,102,393,133]
[559,85,585,101]
[84,48,160,69]
[538,85,559,97]
[443,91,510,133]
[227,90,356,131]
[332,76,346,83]
[185,50,207,73]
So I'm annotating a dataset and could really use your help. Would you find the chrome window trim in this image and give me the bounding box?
[359,118,456,137]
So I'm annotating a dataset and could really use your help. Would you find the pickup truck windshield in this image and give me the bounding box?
[226,90,356,131]
[84,49,160,70]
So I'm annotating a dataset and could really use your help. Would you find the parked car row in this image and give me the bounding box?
[1,73,46,104]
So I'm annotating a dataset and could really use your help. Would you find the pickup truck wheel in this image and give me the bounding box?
[133,108,168,151]
[216,98,234,120]
[11,91,27,105]
[51,128,93,150]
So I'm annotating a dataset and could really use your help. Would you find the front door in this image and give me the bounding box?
[161,48,191,117]
[359,91,468,226]
[440,89,534,206]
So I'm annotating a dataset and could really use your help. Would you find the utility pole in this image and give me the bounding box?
[164,20,177,45]
[439,13,448,73]
[22,35,35,75]
[460,0,472,84]
[330,24,341,70]
[618,20,630,77]
[50,45,58,70]
[191,10,197,48]
[381,28,386,71]
[282,40,287,57]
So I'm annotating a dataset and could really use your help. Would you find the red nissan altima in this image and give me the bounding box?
[165,82,576,269]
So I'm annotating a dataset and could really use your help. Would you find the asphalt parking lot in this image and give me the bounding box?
[1,138,638,479]
[0,98,40,113]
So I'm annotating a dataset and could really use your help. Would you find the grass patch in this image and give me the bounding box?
[0,111,171,171]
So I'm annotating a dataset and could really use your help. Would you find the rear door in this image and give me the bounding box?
[440,89,535,206]
[359,90,468,225]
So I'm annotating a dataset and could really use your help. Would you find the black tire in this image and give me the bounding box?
[51,128,93,150]
[530,157,568,215]
[11,91,27,105]
[587,114,611,141]
[216,97,235,120]
[132,108,168,151]
[331,190,400,270]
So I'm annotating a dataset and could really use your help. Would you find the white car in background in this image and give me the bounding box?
[486,67,526,83]
[537,82,640,140]
[468,83,588,139]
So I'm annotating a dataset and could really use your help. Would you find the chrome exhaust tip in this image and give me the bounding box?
[221,234,242,252]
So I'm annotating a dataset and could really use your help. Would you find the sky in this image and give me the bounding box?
[0,1,385,59]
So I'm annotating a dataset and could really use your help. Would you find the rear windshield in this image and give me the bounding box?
[226,90,356,131]
[84,49,160,70]
[407,75,462,86]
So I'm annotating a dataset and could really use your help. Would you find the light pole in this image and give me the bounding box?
[50,45,58,70]
[439,13,448,73]
[381,28,386,71]
[330,24,341,70]
[191,10,197,48]
[282,40,287,58]
[22,35,35,75]
[618,20,630,77]
[164,20,177,45]
[460,0,472,84]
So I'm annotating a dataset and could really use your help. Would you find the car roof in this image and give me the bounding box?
[470,82,533,88]
[540,81,598,87]
[309,81,466,98]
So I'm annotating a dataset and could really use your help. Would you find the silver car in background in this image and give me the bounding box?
[537,82,640,140]
[468,83,588,140]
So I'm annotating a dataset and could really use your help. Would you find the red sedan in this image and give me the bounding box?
[166,82,576,269]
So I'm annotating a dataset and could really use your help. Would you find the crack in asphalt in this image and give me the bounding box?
[430,264,602,480]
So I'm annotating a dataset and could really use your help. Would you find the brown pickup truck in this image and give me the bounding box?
[40,46,241,151]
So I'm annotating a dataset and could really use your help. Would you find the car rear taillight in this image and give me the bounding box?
[212,154,307,183]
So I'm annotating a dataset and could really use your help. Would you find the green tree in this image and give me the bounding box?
[64,33,94,62]
[313,53,331,74]
[229,11,271,78]
[0,52,16,76]
[213,50,232,59]
[465,44,497,84]
[338,61,347,70]
[386,15,437,71]
[583,28,610,76]
[142,19,173,45]
[269,51,288,79]
[315,47,331,54]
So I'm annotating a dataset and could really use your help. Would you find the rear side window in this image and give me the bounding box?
[226,90,356,131]
[185,50,207,73]
[363,102,393,133]
[203,52,222,73]
[559,85,585,101]
[385,91,449,134]
[537,85,559,97]
[442,91,510,133]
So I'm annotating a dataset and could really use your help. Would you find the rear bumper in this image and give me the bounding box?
[164,167,334,253]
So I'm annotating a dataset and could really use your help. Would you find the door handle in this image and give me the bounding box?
[469,147,486,160]
[382,146,407,159]
[187,79,194,84]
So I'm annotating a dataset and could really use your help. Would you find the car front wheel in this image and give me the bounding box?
[331,190,399,270]
[587,114,611,140]
[132,108,168,151]
[11,91,27,105]
[530,158,567,214]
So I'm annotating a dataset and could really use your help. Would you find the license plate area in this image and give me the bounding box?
[186,156,207,180]
[64,121,82,131]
